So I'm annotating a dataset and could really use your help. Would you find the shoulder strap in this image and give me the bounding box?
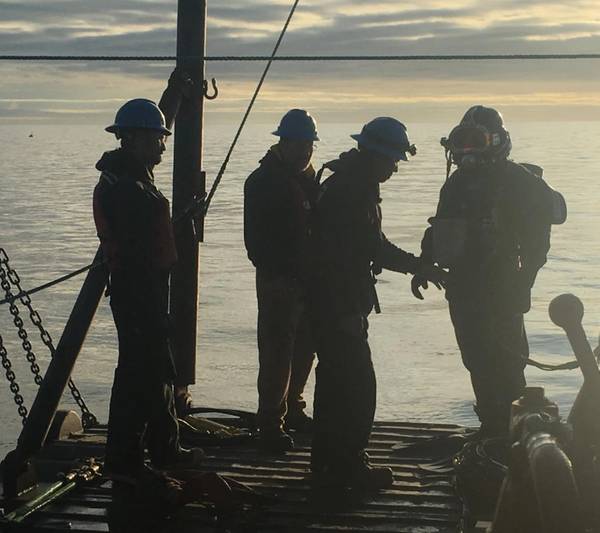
[316,164,328,185]
[517,162,544,178]
[516,161,567,225]
[99,170,120,186]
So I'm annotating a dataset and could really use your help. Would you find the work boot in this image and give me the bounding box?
[350,462,394,491]
[312,452,394,491]
[174,386,193,416]
[258,427,294,453]
[109,465,184,508]
[162,446,205,469]
[284,410,313,433]
[473,403,510,439]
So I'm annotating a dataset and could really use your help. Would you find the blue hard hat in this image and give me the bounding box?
[105,98,171,136]
[272,109,319,141]
[351,117,412,162]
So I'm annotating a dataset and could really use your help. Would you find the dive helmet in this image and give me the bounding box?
[441,105,511,165]
[272,109,320,141]
[106,98,172,137]
[351,117,416,162]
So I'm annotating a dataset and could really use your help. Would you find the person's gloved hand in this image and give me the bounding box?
[411,264,448,300]
[167,67,194,98]
[189,192,207,219]
[411,275,428,300]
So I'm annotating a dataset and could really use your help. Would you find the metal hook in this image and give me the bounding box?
[203,77,218,100]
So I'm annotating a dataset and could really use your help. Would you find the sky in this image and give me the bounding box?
[1,0,600,124]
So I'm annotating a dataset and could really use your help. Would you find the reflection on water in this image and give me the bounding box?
[0,121,597,457]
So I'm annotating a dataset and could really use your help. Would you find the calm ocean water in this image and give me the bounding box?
[0,120,598,457]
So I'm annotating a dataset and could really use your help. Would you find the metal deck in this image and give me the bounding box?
[1,420,464,532]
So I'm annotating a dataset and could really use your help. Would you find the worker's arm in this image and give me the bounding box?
[158,68,193,130]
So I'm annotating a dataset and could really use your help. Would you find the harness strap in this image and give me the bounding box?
[99,170,119,186]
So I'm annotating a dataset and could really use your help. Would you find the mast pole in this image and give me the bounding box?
[170,0,206,393]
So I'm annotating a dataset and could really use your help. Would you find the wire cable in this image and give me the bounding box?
[202,0,301,215]
[0,262,102,306]
[2,54,600,62]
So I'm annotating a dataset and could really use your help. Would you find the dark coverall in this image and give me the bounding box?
[309,149,422,473]
[244,146,318,432]
[93,148,180,476]
[421,160,552,434]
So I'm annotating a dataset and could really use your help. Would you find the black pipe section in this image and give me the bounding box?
[549,293,600,525]
[526,428,584,533]
[549,294,600,443]
[170,0,206,388]
[491,389,584,533]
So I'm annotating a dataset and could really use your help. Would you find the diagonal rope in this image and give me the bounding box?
[0,262,101,306]
[202,0,301,215]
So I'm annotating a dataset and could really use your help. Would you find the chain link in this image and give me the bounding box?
[0,248,98,428]
[0,263,44,387]
[0,331,28,423]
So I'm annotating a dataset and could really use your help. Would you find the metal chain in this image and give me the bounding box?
[0,248,98,428]
[0,331,28,424]
[0,259,44,387]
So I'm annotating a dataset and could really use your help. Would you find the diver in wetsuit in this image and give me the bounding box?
[414,106,562,437]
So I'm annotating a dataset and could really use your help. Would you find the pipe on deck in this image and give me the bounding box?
[526,431,584,533]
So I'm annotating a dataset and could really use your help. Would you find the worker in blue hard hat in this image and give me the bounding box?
[308,117,448,490]
[244,109,320,453]
[93,68,203,487]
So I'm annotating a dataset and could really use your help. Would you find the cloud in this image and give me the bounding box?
[0,0,599,122]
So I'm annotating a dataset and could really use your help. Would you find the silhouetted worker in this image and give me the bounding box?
[309,118,448,490]
[244,109,319,452]
[93,70,202,482]
[414,106,563,437]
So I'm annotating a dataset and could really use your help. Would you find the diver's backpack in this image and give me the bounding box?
[518,163,567,225]
[430,162,566,268]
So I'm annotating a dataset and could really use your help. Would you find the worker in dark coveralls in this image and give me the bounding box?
[413,106,560,437]
[244,109,319,452]
[309,118,448,489]
[93,70,202,481]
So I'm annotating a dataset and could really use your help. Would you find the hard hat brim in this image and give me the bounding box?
[351,134,408,162]
[105,124,172,136]
[272,129,319,141]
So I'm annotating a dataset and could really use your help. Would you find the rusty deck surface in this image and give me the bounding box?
[1,420,465,532]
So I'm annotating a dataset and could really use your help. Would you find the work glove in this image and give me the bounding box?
[188,192,207,219]
[173,192,207,225]
[167,67,194,98]
[411,264,448,300]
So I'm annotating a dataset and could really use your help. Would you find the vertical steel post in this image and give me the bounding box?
[170,0,206,387]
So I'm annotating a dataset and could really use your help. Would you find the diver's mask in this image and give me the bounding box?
[440,124,511,176]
